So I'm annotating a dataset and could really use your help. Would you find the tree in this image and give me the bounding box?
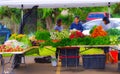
[38,8,63,30]
[113,3,120,13]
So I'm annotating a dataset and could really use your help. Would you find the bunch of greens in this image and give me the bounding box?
[35,30,50,40]
[80,47,104,55]
[50,30,69,40]
[41,36,111,47]
[90,25,97,34]
[107,29,120,36]
[89,36,110,45]
[20,35,32,47]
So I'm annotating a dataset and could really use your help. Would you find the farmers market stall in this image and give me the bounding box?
[0,0,120,73]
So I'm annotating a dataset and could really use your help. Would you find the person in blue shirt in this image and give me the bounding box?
[70,16,83,32]
[54,19,63,32]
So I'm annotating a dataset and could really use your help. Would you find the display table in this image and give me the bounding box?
[0,46,39,74]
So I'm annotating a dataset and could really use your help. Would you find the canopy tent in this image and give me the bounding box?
[0,0,120,9]
[0,0,120,69]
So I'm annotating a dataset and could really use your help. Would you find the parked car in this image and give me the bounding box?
[82,18,120,35]
[86,12,109,21]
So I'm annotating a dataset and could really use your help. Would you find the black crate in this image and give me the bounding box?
[118,62,120,71]
[61,57,79,67]
[118,50,120,60]
[60,49,79,56]
[82,54,106,69]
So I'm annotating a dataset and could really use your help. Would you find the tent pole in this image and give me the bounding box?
[108,2,111,18]
[21,5,24,24]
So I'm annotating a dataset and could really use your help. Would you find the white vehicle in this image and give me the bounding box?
[82,18,120,35]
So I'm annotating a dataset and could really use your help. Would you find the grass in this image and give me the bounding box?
[2,47,104,57]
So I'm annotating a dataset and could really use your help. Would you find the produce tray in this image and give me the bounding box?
[0,52,24,54]
[0,46,39,55]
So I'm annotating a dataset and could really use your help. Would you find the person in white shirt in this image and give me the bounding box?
[102,17,112,31]
[102,17,114,63]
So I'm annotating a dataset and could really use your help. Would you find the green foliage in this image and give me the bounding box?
[35,30,50,40]
[110,36,119,45]
[107,29,120,36]
[80,48,104,55]
[20,36,32,47]
[90,25,97,34]
[41,36,111,47]
[42,8,53,18]
[50,30,69,40]
[57,15,73,26]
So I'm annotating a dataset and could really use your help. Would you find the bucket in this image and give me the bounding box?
[51,60,57,67]
[109,50,118,63]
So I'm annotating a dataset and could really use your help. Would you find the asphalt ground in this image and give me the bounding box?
[0,56,120,74]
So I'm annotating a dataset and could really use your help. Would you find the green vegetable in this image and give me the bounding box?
[20,36,32,47]
[107,29,120,36]
[41,36,112,47]
[35,30,50,40]
[90,25,97,34]
[80,48,104,55]
[50,30,69,40]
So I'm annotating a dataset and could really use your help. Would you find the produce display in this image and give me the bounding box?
[107,29,120,36]
[35,30,50,40]
[50,30,69,40]
[0,45,23,52]
[69,31,84,39]
[91,25,107,38]
[0,40,27,52]
[1,24,120,53]
[90,25,97,34]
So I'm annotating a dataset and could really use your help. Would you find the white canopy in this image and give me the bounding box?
[0,0,120,9]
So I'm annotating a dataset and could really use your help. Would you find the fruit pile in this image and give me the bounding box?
[91,25,107,38]
[0,45,23,52]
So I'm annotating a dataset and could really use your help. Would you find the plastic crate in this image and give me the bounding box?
[60,49,79,56]
[60,56,79,67]
[82,54,106,69]
[118,50,120,60]
[118,62,120,71]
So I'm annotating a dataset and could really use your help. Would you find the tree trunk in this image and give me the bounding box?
[45,16,52,31]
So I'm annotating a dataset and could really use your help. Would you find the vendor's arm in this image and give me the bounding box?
[70,23,74,30]
[80,23,84,32]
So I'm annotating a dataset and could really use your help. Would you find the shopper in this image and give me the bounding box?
[54,19,63,60]
[54,19,63,32]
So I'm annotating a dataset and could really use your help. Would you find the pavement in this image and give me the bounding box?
[0,56,120,74]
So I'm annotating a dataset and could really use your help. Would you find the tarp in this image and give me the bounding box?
[0,0,120,9]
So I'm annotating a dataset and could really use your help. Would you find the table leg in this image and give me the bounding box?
[65,49,67,68]
[1,55,5,74]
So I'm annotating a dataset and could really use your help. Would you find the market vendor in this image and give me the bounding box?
[102,17,113,31]
[54,19,63,32]
[69,16,83,32]
[102,17,114,63]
